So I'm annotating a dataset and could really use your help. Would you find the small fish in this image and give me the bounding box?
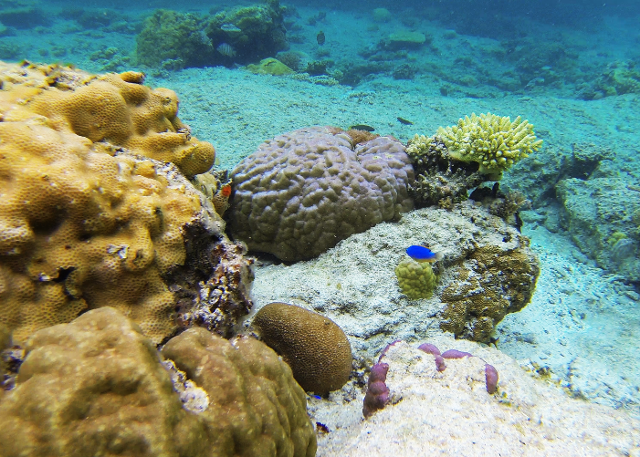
[317,30,325,45]
[216,42,236,57]
[349,124,375,132]
[406,245,443,263]
[220,23,241,33]
[397,117,413,125]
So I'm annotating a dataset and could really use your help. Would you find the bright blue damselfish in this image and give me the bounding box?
[406,245,441,263]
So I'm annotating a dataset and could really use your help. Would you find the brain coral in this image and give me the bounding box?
[0,307,317,457]
[228,126,414,261]
[251,302,352,394]
[0,62,250,345]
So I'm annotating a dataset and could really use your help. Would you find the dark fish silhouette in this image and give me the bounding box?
[397,117,414,125]
[317,30,325,45]
[349,124,375,132]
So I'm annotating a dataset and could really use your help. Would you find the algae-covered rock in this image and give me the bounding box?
[136,1,288,69]
[247,57,294,76]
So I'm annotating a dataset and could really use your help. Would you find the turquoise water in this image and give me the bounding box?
[1,0,639,454]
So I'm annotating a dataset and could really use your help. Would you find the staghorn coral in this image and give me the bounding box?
[394,258,438,300]
[436,113,543,179]
[440,243,539,342]
[251,302,352,394]
[228,126,414,261]
[0,61,249,345]
[0,307,317,457]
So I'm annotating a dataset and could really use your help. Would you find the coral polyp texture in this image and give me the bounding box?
[394,258,438,299]
[228,126,414,261]
[440,243,539,342]
[0,61,214,176]
[251,302,353,394]
[0,62,248,345]
[0,307,317,457]
[435,113,543,178]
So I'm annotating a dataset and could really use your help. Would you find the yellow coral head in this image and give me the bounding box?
[436,113,543,178]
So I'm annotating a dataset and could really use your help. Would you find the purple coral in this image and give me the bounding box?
[420,343,499,394]
[418,343,446,372]
[441,349,473,359]
[485,363,499,394]
[363,362,390,418]
[228,127,414,261]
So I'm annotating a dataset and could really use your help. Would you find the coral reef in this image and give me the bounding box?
[0,62,214,176]
[136,10,215,70]
[338,339,640,456]
[406,134,488,208]
[227,126,414,261]
[581,60,640,99]
[0,307,317,457]
[172,241,255,338]
[136,1,288,70]
[162,327,318,457]
[251,302,352,394]
[440,242,539,343]
[394,258,438,299]
[206,0,288,64]
[436,113,543,179]
[0,62,249,345]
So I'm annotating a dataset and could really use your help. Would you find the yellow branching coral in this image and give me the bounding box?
[436,113,543,178]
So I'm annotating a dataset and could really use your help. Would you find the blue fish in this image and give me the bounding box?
[406,245,443,263]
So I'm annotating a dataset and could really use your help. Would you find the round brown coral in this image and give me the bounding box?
[251,302,352,394]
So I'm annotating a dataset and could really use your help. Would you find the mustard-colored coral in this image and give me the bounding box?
[0,61,219,344]
[0,61,215,176]
[395,258,438,300]
[0,307,317,457]
[435,113,543,178]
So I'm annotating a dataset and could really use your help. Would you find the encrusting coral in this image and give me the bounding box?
[251,302,353,394]
[0,307,317,457]
[228,126,414,261]
[440,243,539,342]
[0,61,251,345]
[436,112,543,178]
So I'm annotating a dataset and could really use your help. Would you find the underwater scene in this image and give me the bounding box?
[0,0,639,455]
